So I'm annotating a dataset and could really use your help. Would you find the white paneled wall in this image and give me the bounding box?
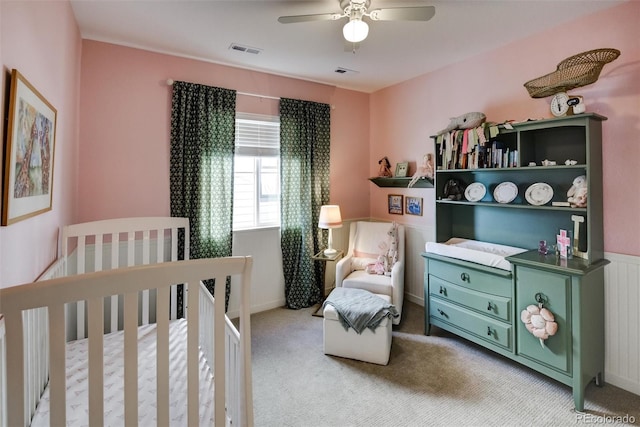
[402,223,436,305]
[604,252,640,395]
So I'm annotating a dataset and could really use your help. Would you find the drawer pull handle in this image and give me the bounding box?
[460,273,470,282]
[487,302,493,311]
[437,308,447,318]
[487,326,493,336]
[439,286,445,295]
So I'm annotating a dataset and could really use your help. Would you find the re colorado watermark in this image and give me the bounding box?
[576,413,636,424]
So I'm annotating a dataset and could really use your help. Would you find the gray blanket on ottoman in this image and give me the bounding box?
[323,287,399,334]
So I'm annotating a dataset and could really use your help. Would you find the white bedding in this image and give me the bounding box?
[425,238,527,271]
[31,319,214,426]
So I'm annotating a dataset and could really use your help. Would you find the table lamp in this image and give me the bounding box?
[318,205,342,255]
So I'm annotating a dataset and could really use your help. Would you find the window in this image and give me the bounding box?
[233,113,280,230]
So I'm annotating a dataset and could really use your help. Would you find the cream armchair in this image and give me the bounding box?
[335,221,405,324]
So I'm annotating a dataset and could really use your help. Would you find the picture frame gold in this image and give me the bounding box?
[406,196,423,216]
[394,162,409,177]
[388,194,403,215]
[2,70,57,225]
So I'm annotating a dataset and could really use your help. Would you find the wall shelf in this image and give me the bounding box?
[368,177,434,188]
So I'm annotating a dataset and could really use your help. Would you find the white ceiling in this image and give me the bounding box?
[70,0,626,93]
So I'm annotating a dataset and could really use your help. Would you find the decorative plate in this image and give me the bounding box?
[493,182,518,204]
[464,182,486,202]
[525,183,554,206]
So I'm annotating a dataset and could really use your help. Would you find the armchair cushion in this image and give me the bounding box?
[342,270,392,297]
[351,257,378,271]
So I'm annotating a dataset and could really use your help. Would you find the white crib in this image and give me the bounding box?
[0,217,253,426]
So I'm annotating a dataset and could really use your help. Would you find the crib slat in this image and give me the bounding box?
[77,236,87,339]
[5,309,25,427]
[77,235,86,274]
[156,287,170,426]
[142,231,150,325]
[49,304,66,427]
[95,234,103,272]
[128,231,135,267]
[123,292,138,426]
[187,281,200,425]
[88,297,104,427]
[111,232,119,333]
[213,275,226,427]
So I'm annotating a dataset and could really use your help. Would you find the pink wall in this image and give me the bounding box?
[371,1,640,257]
[0,1,81,288]
[78,41,370,223]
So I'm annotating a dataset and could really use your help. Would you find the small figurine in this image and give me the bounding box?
[378,156,393,177]
[408,153,434,187]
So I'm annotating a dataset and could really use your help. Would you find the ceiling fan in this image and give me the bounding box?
[278,0,435,44]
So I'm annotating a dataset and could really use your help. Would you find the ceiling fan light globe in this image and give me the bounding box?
[343,19,369,43]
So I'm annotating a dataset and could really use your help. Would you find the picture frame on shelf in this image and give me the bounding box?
[394,162,409,177]
[406,196,423,216]
[2,69,57,226]
[388,194,403,215]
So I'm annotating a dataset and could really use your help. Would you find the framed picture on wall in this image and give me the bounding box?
[2,69,57,225]
[388,194,403,215]
[406,196,423,216]
[394,162,409,177]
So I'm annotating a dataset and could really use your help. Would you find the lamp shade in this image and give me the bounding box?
[343,18,369,43]
[318,205,342,229]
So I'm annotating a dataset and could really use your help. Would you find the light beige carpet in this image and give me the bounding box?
[249,301,640,426]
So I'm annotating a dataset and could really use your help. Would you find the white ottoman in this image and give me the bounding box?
[323,292,393,365]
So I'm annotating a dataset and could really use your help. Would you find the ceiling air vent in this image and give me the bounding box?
[335,67,359,75]
[229,43,262,55]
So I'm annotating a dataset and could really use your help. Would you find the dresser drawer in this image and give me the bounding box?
[428,259,511,297]
[430,298,512,350]
[430,275,511,322]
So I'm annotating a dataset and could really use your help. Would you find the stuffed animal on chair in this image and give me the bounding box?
[385,222,399,276]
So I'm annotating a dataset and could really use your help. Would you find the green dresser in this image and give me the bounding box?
[423,250,608,411]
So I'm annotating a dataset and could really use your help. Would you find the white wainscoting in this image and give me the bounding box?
[402,223,436,305]
[604,251,640,396]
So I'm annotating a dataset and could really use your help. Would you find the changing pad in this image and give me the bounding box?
[425,238,527,271]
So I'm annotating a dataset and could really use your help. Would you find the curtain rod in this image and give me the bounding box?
[166,79,280,100]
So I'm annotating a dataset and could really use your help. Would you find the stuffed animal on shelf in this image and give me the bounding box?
[567,175,587,208]
[378,156,393,177]
[437,112,486,136]
[443,178,465,201]
[408,153,435,188]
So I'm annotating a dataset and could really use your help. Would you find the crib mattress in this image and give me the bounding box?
[425,238,527,271]
[31,319,214,426]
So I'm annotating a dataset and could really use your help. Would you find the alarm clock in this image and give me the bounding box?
[550,92,570,117]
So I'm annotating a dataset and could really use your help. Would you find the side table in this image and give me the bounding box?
[311,250,343,317]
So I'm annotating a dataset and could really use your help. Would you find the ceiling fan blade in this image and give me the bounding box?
[278,13,343,24]
[369,6,435,21]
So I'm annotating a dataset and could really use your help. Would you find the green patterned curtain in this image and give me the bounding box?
[169,81,236,312]
[279,98,331,309]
